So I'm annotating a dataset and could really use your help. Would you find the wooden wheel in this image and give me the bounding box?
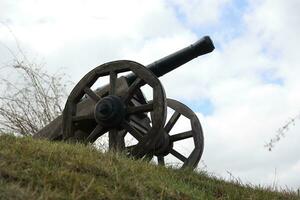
[148,98,204,169]
[62,60,166,158]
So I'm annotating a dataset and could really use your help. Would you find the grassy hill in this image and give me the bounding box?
[0,134,298,200]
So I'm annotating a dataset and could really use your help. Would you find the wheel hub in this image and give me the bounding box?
[153,131,173,156]
[94,95,125,127]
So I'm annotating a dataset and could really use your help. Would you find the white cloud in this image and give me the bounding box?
[192,0,300,189]
[169,0,230,26]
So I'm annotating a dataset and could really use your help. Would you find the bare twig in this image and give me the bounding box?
[0,61,70,135]
[0,26,70,135]
[265,113,300,151]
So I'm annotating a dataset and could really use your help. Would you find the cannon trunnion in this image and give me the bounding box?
[34,36,214,169]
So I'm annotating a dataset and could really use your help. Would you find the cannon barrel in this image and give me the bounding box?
[126,36,215,84]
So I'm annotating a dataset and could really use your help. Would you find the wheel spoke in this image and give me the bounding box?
[157,156,165,165]
[164,112,181,133]
[109,128,119,150]
[85,124,105,143]
[170,149,187,163]
[84,87,101,102]
[118,129,127,138]
[109,71,117,95]
[122,77,143,103]
[116,130,127,151]
[72,114,94,122]
[127,102,153,115]
[170,131,193,142]
[122,121,144,141]
[128,119,148,135]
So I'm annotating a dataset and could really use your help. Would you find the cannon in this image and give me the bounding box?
[34,36,215,169]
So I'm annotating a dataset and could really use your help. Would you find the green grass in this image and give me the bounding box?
[0,134,298,200]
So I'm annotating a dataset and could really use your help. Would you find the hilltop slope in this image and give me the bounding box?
[0,135,297,200]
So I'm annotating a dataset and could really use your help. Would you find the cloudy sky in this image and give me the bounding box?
[1,0,300,190]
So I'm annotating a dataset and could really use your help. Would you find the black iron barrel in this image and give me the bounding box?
[126,36,215,84]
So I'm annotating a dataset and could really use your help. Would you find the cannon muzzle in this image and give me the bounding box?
[126,36,214,84]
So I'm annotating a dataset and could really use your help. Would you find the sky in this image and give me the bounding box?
[1,0,300,190]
